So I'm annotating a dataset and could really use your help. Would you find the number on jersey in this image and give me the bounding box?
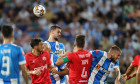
[1,56,10,76]
[81,67,87,78]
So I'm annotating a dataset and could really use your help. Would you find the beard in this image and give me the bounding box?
[54,37,58,41]
[37,48,43,53]
[110,55,117,63]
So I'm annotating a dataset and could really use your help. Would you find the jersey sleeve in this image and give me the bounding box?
[43,41,51,49]
[90,50,104,58]
[59,43,65,50]
[67,53,73,62]
[18,47,26,65]
[47,52,52,65]
[114,60,119,69]
[131,55,138,67]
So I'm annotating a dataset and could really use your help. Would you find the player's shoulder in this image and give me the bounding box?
[135,55,140,58]
[43,51,49,54]
[90,50,104,55]
[10,44,20,48]
[67,52,74,56]
[59,42,64,46]
[10,44,23,50]
[25,52,32,58]
[59,42,64,45]
[43,40,49,45]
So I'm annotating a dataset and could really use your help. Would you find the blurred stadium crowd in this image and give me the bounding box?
[0,0,140,83]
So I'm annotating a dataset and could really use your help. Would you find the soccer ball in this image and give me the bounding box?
[33,5,46,17]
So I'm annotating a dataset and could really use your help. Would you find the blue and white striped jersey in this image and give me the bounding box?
[88,50,119,84]
[43,41,66,84]
[0,44,26,84]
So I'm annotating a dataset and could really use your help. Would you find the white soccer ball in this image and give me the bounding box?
[33,5,46,17]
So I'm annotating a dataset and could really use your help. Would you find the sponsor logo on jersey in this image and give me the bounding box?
[32,60,35,63]
[34,64,47,71]
[96,64,100,69]
[43,56,46,61]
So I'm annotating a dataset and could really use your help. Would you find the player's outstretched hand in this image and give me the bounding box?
[32,70,41,75]
[115,80,121,84]
[121,74,127,81]
[51,67,58,74]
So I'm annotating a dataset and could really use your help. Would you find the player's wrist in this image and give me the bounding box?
[127,75,132,80]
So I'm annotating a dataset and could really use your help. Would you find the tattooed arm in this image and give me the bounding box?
[115,68,121,84]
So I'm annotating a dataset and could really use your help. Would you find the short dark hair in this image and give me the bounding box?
[50,25,61,32]
[75,34,85,48]
[30,38,42,48]
[1,25,13,38]
[109,45,122,53]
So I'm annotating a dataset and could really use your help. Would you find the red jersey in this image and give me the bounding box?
[131,55,140,70]
[25,51,52,84]
[67,50,92,84]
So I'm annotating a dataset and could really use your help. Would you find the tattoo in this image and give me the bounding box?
[116,71,119,77]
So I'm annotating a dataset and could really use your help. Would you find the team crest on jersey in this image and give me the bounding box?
[110,64,114,68]
[32,60,35,63]
[96,64,100,69]
[43,56,46,61]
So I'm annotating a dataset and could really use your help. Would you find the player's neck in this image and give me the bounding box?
[32,49,40,56]
[3,38,13,44]
[107,53,111,60]
[48,36,56,42]
[77,47,83,50]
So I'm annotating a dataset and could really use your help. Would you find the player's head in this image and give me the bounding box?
[49,25,61,41]
[109,45,121,63]
[74,34,85,48]
[1,25,14,39]
[30,38,43,52]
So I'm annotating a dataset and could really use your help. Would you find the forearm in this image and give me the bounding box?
[136,66,140,84]
[115,69,121,81]
[22,71,29,84]
[20,65,29,84]
[125,65,134,75]
[27,70,35,75]
[57,68,69,75]
[131,71,136,78]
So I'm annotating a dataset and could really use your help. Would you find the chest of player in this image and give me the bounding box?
[95,61,115,74]
[28,55,48,71]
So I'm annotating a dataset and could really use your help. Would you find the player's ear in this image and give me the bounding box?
[1,34,3,38]
[74,42,76,47]
[34,46,37,49]
[12,32,14,38]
